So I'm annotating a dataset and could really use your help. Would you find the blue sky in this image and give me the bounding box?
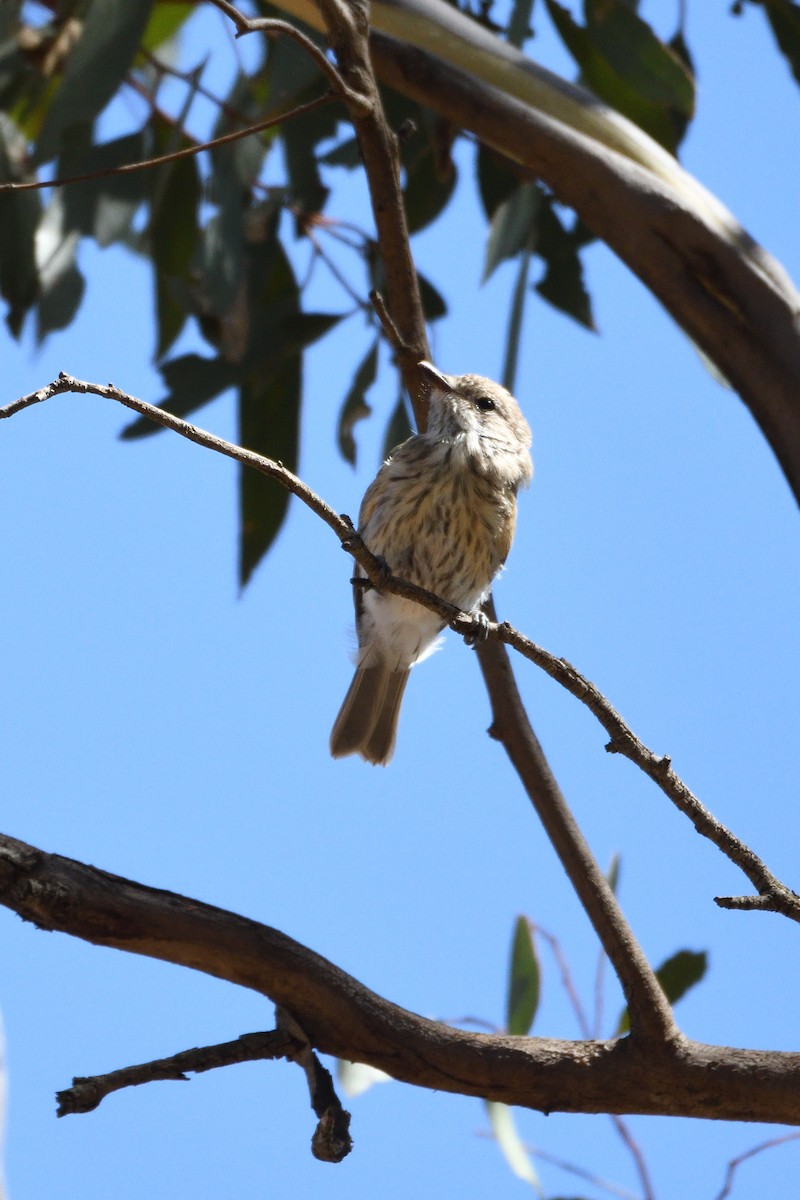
[2,3,800,1198]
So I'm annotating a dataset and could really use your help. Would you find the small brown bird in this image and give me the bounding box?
[330,360,533,765]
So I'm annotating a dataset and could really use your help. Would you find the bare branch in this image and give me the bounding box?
[3,376,794,934]
[206,0,371,111]
[56,1030,294,1115]
[0,93,335,193]
[713,1131,800,1200]
[2,832,800,1124]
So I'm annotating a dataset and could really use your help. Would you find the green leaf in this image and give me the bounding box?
[238,353,302,587]
[149,126,201,359]
[337,339,378,466]
[483,182,540,283]
[476,144,523,220]
[0,124,40,336]
[318,136,361,169]
[61,131,148,246]
[484,1102,542,1190]
[418,270,447,322]
[506,0,536,46]
[35,192,86,340]
[760,0,800,89]
[35,0,156,164]
[36,255,85,342]
[139,1,194,55]
[617,949,707,1034]
[120,354,240,439]
[403,143,457,234]
[506,915,540,1036]
[606,852,621,895]
[502,242,531,394]
[382,389,414,460]
[544,0,695,152]
[273,311,342,357]
[533,196,596,330]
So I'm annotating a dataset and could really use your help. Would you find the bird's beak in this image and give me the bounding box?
[418,360,454,393]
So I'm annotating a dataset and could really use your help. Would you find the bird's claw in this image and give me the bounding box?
[463,610,490,647]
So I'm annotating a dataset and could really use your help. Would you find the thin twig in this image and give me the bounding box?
[3,373,796,930]
[206,0,371,114]
[0,93,335,194]
[534,922,655,1200]
[56,1030,295,1115]
[712,1131,800,1200]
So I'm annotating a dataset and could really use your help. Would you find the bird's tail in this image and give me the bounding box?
[329,665,411,766]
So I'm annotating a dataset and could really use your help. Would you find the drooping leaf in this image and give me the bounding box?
[120,354,240,439]
[483,182,540,283]
[760,0,800,88]
[36,252,84,342]
[318,136,361,169]
[238,353,302,587]
[271,33,338,217]
[506,0,536,46]
[145,110,202,359]
[61,131,148,247]
[151,153,201,359]
[501,242,531,394]
[417,270,447,322]
[35,0,155,164]
[533,195,596,330]
[484,1102,542,1190]
[273,311,342,357]
[506,915,540,1036]
[476,143,523,220]
[544,0,695,152]
[138,1,194,56]
[337,1059,392,1098]
[382,389,414,460]
[606,852,622,895]
[0,122,40,336]
[617,948,707,1034]
[35,192,85,340]
[403,141,457,234]
[337,339,378,466]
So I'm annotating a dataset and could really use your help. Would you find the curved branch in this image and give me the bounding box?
[2,375,794,921]
[1,832,799,1124]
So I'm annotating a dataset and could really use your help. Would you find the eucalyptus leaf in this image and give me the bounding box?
[35,0,155,163]
[483,182,540,283]
[238,354,302,587]
[382,390,414,459]
[617,949,707,1035]
[760,0,800,88]
[120,354,240,440]
[337,339,378,466]
[506,915,540,1036]
[0,123,40,336]
[484,1102,543,1191]
[544,0,695,152]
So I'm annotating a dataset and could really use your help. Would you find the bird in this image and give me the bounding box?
[330,359,533,765]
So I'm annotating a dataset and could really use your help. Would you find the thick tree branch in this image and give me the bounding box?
[1,832,800,1124]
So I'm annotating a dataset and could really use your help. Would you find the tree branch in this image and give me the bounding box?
[0,93,335,193]
[1,831,800,1124]
[57,1022,353,1162]
[2,376,794,922]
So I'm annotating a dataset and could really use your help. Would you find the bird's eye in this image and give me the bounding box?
[475,395,495,412]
